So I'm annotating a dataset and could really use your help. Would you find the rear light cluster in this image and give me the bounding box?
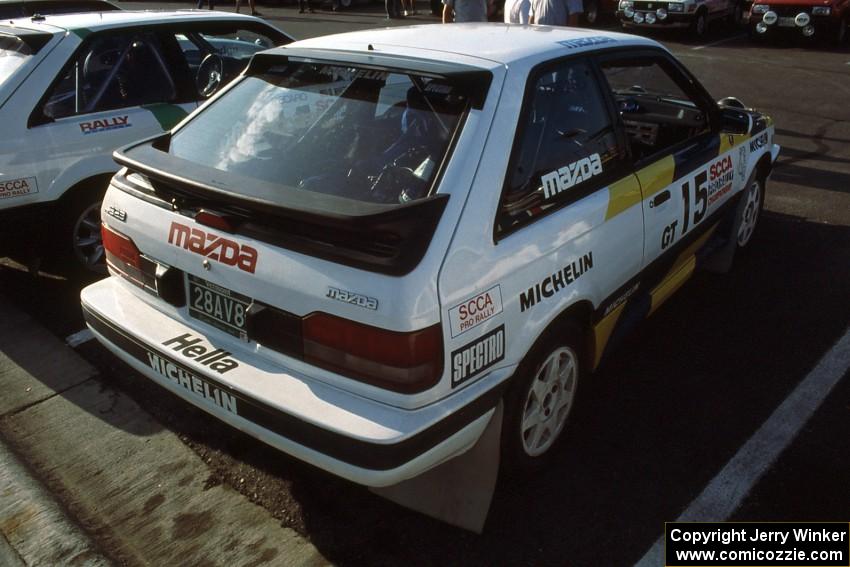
[102,223,444,393]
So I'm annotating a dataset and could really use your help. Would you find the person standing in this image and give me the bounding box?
[196,0,215,9]
[442,0,491,22]
[235,0,262,16]
[529,0,568,24]
[386,0,402,18]
[504,0,530,23]
[566,0,582,24]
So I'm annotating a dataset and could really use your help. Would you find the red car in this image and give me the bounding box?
[748,0,849,42]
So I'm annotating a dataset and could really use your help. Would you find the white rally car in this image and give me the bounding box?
[0,10,291,270]
[82,26,779,487]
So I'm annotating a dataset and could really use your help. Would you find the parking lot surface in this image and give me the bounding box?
[1,3,848,565]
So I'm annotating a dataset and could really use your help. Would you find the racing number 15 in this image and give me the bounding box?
[680,170,708,234]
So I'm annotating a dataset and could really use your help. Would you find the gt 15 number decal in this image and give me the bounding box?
[680,170,708,234]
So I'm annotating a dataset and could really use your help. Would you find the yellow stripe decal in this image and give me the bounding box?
[636,154,676,199]
[605,175,642,221]
[592,302,626,370]
[718,133,735,155]
[649,256,695,316]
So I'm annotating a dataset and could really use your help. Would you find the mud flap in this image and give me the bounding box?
[703,184,748,274]
[369,401,503,533]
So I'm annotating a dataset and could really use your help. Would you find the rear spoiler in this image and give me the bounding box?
[114,134,449,276]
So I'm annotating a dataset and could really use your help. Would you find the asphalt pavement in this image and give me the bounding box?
[1,3,848,566]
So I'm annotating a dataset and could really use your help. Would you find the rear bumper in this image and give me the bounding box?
[81,277,506,487]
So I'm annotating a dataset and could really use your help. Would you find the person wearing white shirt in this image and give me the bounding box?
[504,0,531,23]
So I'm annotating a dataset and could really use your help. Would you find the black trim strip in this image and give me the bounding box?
[82,304,505,471]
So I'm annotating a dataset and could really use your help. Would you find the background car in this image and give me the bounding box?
[0,0,119,20]
[617,0,745,38]
[0,11,292,272]
[747,0,848,42]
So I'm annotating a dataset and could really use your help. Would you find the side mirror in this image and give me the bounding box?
[718,105,751,135]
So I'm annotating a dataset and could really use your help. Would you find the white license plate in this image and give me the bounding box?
[188,275,251,338]
[778,17,796,26]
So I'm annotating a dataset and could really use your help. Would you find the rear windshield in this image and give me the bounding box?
[169,62,469,206]
[0,33,44,88]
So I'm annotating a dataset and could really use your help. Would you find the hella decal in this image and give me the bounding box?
[0,177,38,200]
[541,153,603,200]
[519,252,594,313]
[451,325,505,387]
[707,155,734,206]
[749,131,768,153]
[326,287,378,310]
[168,222,258,274]
[161,333,238,374]
[79,115,131,135]
[448,285,503,338]
[147,350,238,414]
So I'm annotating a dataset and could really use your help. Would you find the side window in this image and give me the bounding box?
[173,27,281,99]
[42,32,177,120]
[598,55,710,162]
[498,58,628,235]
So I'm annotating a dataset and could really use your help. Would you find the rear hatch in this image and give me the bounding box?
[104,49,494,404]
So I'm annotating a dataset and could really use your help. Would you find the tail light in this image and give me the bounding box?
[302,313,443,393]
[102,223,184,306]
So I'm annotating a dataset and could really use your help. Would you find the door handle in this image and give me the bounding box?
[650,190,671,208]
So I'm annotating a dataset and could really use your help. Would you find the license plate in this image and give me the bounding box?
[778,17,796,26]
[187,274,251,339]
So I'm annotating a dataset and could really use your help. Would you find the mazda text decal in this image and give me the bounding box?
[327,287,378,310]
[448,285,503,338]
[79,115,131,135]
[557,37,616,49]
[168,222,258,273]
[451,325,505,387]
[541,154,603,200]
[520,252,593,312]
[0,177,38,200]
[162,333,239,374]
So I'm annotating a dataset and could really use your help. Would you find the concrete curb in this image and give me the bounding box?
[0,436,112,566]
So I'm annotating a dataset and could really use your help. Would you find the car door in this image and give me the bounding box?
[24,29,198,202]
[596,50,744,310]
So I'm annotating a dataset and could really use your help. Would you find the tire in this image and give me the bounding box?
[837,15,848,45]
[501,324,583,473]
[728,1,743,27]
[583,0,599,25]
[57,185,107,275]
[690,8,708,38]
[338,0,352,8]
[735,171,764,249]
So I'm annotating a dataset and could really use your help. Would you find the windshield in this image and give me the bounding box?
[169,62,469,206]
[0,34,40,88]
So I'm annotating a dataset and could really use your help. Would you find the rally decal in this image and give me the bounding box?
[148,349,238,415]
[160,333,239,374]
[0,177,38,200]
[79,115,131,135]
[519,252,593,313]
[706,155,734,206]
[327,287,378,310]
[541,154,603,200]
[168,222,258,274]
[448,285,503,338]
[451,325,505,387]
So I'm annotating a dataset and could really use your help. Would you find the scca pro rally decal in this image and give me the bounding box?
[168,222,258,273]
[541,154,603,200]
[707,155,734,206]
[451,325,505,387]
[448,285,503,338]
[79,115,131,135]
[0,177,38,200]
[519,252,593,312]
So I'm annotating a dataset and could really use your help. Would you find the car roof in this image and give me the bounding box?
[1,9,265,34]
[285,24,662,68]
